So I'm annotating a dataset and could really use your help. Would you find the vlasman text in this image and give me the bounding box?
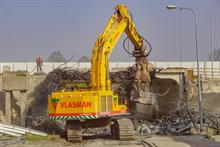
[60,101,92,108]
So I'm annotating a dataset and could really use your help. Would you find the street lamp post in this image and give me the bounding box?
[211,0,213,78]
[180,10,183,67]
[166,5,203,132]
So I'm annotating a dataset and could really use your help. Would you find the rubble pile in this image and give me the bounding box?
[135,98,220,135]
[28,116,66,136]
[27,67,220,136]
[28,68,90,116]
[110,67,135,83]
[46,67,91,91]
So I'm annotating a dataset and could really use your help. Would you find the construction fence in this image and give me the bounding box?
[0,61,220,78]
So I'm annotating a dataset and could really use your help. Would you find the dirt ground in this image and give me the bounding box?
[6,134,145,147]
[6,134,220,147]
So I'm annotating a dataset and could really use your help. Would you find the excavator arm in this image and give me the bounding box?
[91,5,151,93]
[48,5,152,141]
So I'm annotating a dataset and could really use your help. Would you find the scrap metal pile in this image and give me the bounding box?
[46,67,91,91]
[133,103,220,136]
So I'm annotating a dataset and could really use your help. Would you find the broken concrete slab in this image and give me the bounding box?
[2,71,29,91]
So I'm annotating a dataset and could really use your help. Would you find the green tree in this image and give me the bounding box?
[47,51,66,62]
[78,56,90,62]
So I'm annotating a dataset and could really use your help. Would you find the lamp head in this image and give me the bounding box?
[166,5,177,10]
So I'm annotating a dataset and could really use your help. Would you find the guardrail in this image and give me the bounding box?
[0,61,219,78]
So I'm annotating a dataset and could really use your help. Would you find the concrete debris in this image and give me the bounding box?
[83,127,111,137]
[26,116,65,136]
[133,94,220,136]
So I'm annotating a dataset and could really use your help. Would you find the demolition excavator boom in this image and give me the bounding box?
[91,4,151,92]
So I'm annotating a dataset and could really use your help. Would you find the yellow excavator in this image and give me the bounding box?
[48,4,151,141]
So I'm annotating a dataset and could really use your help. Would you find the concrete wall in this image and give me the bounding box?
[0,72,46,126]
[0,61,220,77]
[0,92,5,122]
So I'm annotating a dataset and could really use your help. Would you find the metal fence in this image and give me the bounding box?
[0,61,220,78]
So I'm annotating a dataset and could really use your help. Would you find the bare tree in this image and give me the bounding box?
[78,56,90,62]
[208,48,220,61]
[47,51,66,62]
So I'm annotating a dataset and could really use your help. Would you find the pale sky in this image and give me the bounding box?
[0,0,219,62]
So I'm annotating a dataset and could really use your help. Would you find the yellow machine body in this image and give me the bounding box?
[48,90,127,120]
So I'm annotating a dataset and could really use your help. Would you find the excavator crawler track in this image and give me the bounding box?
[66,120,82,142]
[111,118,134,140]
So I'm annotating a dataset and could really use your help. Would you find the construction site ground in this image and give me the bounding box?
[5,134,220,147]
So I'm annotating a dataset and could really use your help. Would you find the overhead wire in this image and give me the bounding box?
[122,11,152,58]
[57,54,76,69]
